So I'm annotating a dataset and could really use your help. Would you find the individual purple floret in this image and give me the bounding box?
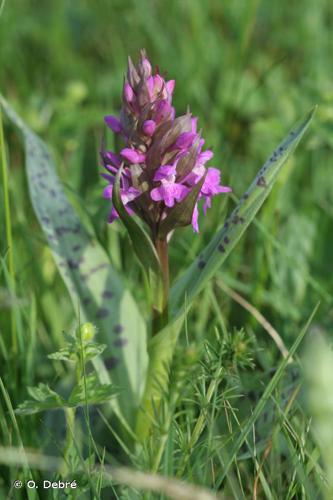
[101,49,231,234]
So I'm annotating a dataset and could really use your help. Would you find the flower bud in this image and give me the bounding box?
[76,322,96,342]
[123,82,134,103]
[104,115,122,133]
[142,120,156,137]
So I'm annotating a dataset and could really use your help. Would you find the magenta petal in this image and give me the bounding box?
[174,184,190,202]
[142,120,156,137]
[198,150,213,164]
[105,151,122,167]
[141,56,152,77]
[108,207,119,223]
[173,132,197,150]
[104,115,122,133]
[150,187,163,202]
[219,186,232,193]
[166,79,175,95]
[153,74,164,94]
[151,182,188,207]
[101,173,115,182]
[191,203,199,233]
[203,196,212,214]
[103,184,113,199]
[104,164,118,175]
[154,99,173,123]
[191,117,198,133]
[153,164,177,181]
[121,148,146,164]
[121,186,141,204]
[200,167,232,197]
[146,76,154,97]
[198,138,205,153]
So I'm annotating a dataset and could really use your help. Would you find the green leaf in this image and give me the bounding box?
[48,337,107,363]
[0,95,148,426]
[16,384,66,414]
[170,108,316,315]
[112,165,162,277]
[16,376,118,415]
[68,373,118,406]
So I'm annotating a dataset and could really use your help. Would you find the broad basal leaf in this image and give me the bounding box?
[0,95,148,426]
[170,108,316,316]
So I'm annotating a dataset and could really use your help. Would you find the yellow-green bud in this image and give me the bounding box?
[76,322,96,342]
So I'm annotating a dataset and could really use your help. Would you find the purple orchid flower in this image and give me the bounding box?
[101,49,231,234]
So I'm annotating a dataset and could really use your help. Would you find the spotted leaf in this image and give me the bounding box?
[170,108,315,315]
[0,95,148,426]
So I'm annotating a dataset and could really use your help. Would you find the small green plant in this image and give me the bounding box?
[16,322,117,415]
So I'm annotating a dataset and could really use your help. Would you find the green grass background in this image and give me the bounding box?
[1,0,333,498]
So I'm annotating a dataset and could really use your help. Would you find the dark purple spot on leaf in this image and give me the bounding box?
[224,236,230,244]
[67,259,79,270]
[55,226,71,237]
[113,324,123,334]
[41,216,50,224]
[90,263,108,274]
[113,338,128,348]
[257,176,267,188]
[232,215,245,225]
[102,290,114,299]
[104,356,119,370]
[82,297,91,306]
[243,193,249,199]
[218,244,226,253]
[49,189,56,198]
[198,260,206,269]
[96,307,109,319]
[72,245,81,252]
[224,222,229,229]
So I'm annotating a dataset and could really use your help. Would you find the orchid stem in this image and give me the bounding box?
[152,237,169,335]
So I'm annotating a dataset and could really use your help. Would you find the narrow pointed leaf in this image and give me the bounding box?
[112,166,166,314]
[170,108,316,315]
[112,165,162,276]
[0,95,148,425]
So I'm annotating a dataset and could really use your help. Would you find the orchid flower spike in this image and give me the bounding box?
[101,49,231,235]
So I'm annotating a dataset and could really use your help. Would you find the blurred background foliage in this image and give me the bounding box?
[1,0,333,496]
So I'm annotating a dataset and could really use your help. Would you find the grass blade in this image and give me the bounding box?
[214,302,320,489]
[0,108,17,355]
